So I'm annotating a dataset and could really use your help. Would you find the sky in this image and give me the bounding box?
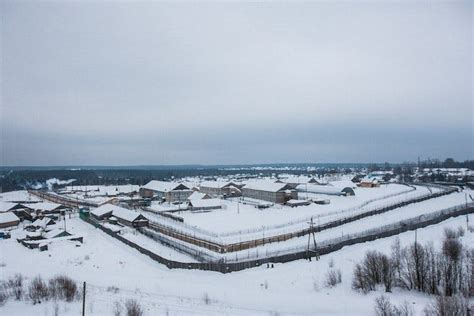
[1,1,472,166]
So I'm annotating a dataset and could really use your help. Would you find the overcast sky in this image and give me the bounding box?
[1,1,472,166]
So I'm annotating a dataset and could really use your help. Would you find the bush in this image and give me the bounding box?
[393,301,414,316]
[325,269,342,287]
[6,274,23,300]
[113,301,123,316]
[0,288,8,306]
[424,294,469,316]
[48,275,78,302]
[374,295,393,316]
[28,276,49,304]
[125,299,143,316]
[202,292,211,305]
[444,228,457,240]
[352,251,393,293]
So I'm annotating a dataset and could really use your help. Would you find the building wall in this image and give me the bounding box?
[0,220,19,229]
[242,189,296,203]
[165,190,193,203]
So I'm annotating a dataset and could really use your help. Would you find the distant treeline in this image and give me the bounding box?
[418,158,474,170]
[1,159,471,192]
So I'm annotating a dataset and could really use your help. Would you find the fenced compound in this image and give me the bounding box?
[142,184,457,253]
[81,201,474,273]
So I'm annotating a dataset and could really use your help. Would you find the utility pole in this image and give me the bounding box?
[82,281,86,316]
[306,217,319,261]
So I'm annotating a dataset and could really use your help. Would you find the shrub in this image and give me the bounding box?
[48,275,78,302]
[325,269,342,287]
[0,288,8,306]
[374,295,393,316]
[202,292,211,305]
[424,294,469,316]
[28,276,49,304]
[113,301,123,316]
[352,251,393,293]
[125,299,143,316]
[6,274,23,300]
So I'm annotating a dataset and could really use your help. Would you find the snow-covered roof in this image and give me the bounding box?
[286,199,310,206]
[91,204,147,222]
[329,180,357,189]
[30,202,64,211]
[243,182,293,193]
[296,184,345,195]
[187,191,209,200]
[361,178,378,184]
[44,228,71,239]
[0,212,20,224]
[91,204,119,217]
[0,201,19,213]
[32,217,54,228]
[199,181,235,189]
[142,181,190,192]
[63,185,139,196]
[0,190,42,203]
[188,199,221,209]
[276,176,316,184]
[112,207,148,222]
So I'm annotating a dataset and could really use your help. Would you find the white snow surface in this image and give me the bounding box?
[1,209,473,315]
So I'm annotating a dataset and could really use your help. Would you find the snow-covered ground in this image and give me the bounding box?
[1,208,473,315]
[0,190,42,203]
[139,184,441,245]
[176,184,429,235]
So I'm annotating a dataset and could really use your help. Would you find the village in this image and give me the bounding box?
[0,167,473,314]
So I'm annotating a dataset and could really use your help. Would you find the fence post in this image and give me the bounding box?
[82,281,86,316]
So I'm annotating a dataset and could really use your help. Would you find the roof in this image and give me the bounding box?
[142,180,190,192]
[286,199,310,205]
[296,184,346,195]
[30,202,64,211]
[91,204,119,217]
[199,181,235,189]
[361,178,378,184]
[243,182,294,193]
[44,228,71,239]
[0,201,19,213]
[111,207,148,222]
[0,212,20,224]
[187,191,209,200]
[188,199,221,209]
[32,217,54,228]
[91,204,148,222]
[0,190,42,203]
[329,180,357,189]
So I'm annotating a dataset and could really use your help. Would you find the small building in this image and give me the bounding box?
[111,208,149,228]
[0,212,20,229]
[275,176,324,189]
[91,205,149,228]
[359,178,380,188]
[286,199,311,207]
[242,182,297,204]
[139,181,193,202]
[199,181,242,197]
[90,204,116,221]
[187,191,211,201]
[188,198,222,211]
[0,201,33,221]
[30,217,56,229]
[29,202,69,215]
[296,184,355,196]
[44,228,72,239]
